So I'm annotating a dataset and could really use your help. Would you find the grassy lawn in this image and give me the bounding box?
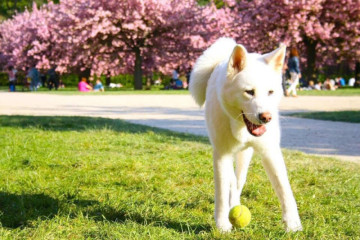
[0,115,359,239]
[297,88,360,96]
[2,85,360,96]
[288,111,360,123]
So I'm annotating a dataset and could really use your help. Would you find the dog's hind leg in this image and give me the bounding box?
[259,146,302,232]
[213,151,233,232]
[229,147,254,208]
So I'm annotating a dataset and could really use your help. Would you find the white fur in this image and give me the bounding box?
[190,38,302,232]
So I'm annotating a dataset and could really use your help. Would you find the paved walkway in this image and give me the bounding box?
[0,92,359,162]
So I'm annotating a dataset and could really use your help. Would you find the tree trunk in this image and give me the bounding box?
[106,75,111,87]
[134,48,143,90]
[355,61,360,81]
[303,37,317,82]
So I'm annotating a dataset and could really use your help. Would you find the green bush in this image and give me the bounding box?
[0,72,7,86]
[60,74,78,86]
[109,74,135,88]
[0,71,29,86]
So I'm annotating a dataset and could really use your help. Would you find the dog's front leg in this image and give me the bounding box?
[231,147,254,208]
[259,146,302,232]
[213,151,233,232]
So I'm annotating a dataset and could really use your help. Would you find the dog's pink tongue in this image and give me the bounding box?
[251,125,267,136]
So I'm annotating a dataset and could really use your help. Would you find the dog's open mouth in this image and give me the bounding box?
[242,112,266,137]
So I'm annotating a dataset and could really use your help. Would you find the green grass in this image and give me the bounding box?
[288,111,360,123]
[297,88,360,96]
[2,85,360,96]
[0,115,359,239]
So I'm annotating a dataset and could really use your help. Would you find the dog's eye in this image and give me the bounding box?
[245,90,255,96]
[268,90,274,95]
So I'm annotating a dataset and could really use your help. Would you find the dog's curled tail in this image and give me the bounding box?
[189,37,236,106]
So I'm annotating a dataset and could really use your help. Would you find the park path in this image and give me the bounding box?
[0,92,359,162]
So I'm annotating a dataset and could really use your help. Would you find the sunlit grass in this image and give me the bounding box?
[288,111,360,123]
[0,115,359,239]
[2,85,360,96]
[297,88,360,96]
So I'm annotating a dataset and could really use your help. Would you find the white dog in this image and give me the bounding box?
[189,38,302,232]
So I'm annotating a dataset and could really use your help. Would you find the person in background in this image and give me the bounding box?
[286,47,301,97]
[185,67,191,89]
[324,78,337,90]
[172,67,180,82]
[48,66,59,90]
[348,78,355,87]
[335,77,346,87]
[7,65,17,92]
[27,64,40,91]
[314,82,322,90]
[282,64,289,96]
[40,71,47,88]
[93,79,105,92]
[175,78,183,89]
[301,80,315,90]
[22,67,31,91]
[78,77,92,92]
[330,78,336,87]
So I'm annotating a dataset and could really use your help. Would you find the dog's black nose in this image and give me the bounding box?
[259,112,272,123]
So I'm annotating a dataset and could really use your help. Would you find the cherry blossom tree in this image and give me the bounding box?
[320,0,360,80]
[0,2,52,69]
[229,0,359,81]
[3,0,357,84]
[1,0,228,89]
[229,0,331,80]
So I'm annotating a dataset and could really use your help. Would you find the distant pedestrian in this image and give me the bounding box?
[27,65,40,91]
[7,66,17,92]
[186,67,191,89]
[286,47,301,97]
[40,71,47,88]
[47,66,59,90]
[172,67,180,82]
[282,64,289,96]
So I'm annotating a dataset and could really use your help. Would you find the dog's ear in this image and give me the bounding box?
[263,43,286,73]
[228,44,247,74]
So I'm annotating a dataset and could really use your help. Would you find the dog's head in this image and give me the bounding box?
[221,44,286,137]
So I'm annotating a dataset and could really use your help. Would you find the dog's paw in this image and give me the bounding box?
[285,222,303,232]
[216,220,233,233]
[283,215,302,232]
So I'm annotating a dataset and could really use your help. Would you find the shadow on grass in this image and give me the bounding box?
[0,192,59,228]
[85,204,212,234]
[0,115,209,144]
[75,198,212,234]
[0,192,211,234]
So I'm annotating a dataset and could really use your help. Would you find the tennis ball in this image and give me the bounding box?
[228,205,251,228]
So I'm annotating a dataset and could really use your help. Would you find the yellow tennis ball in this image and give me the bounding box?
[229,205,251,228]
